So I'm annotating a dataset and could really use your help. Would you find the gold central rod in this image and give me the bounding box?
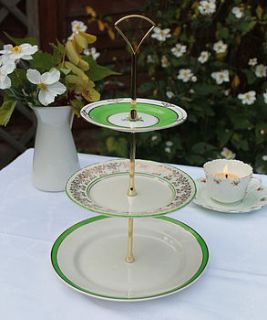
[128,132,137,196]
[125,217,135,263]
[114,15,156,265]
[128,53,137,197]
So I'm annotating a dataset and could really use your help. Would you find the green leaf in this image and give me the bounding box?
[216,128,232,146]
[84,56,120,81]
[29,52,55,72]
[51,41,65,65]
[231,133,249,151]
[105,136,128,157]
[4,32,38,46]
[0,98,17,126]
[239,20,257,35]
[230,115,252,129]
[191,142,216,154]
[70,99,83,117]
[194,83,218,95]
[242,69,256,85]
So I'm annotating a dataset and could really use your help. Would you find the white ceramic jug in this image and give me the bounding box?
[33,106,80,191]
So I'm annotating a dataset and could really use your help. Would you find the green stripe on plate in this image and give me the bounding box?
[88,102,178,128]
[51,215,209,301]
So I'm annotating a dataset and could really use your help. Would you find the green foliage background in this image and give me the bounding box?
[101,0,267,173]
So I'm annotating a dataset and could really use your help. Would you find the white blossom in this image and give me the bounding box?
[221,147,236,160]
[71,20,87,33]
[177,68,194,82]
[0,43,38,61]
[211,70,230,84]
[231,7,243,19]
[165,147,171,153]
[68,20,88,40]
[199,0,216,15]
[224,89,230,96]
[166,91,174,99]
[262,155,267,161]
[255,64,267,78]
[151,27,171,42]
[147,55,154,63]
[213,40,227,54]
[238,91,256,105]
[166,141,173,147]
[248,58,257,66]
[171,43,187,58]
[0,60,16,89]
[198,51,210,64]
[151,135,158,142]
[83,47,100,60]
[263,90,267,104]
[161,55,169,68]
[26,68,66,106]
[191,75,197,82]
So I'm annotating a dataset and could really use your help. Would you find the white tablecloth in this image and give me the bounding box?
[0,149,266,320]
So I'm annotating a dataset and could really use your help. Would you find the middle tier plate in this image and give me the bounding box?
[66,159,196,217]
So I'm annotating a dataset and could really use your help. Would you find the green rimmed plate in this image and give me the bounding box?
[80,98,187,133]
[51,216,209,302]
[66,159,196,218]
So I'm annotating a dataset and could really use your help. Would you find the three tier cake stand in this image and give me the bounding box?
[51,15,209,302]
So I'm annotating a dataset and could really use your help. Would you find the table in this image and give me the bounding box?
[1,149,266,320]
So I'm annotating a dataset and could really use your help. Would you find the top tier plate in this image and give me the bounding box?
[81,98,187,133]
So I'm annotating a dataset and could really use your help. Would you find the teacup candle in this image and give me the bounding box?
[203,159,260,203]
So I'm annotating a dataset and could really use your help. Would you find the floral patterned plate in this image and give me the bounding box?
[66,159,196,217]
[80,98,187,133]
[194,177,267,213]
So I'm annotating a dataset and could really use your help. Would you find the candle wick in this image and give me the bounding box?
[225,174,228,179]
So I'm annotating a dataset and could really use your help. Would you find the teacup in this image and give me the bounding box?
[203,159,261,203]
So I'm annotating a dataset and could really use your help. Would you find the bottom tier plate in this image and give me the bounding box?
[51,216,209,302]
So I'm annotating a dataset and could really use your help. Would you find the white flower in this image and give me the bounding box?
[26,68,66,106]
[0,60,16,89]
[68,20,88,40]
[166,91,174,99]
[231,7,243,19]
[151,135,158,142]
[221,147,236,160]
[0,43,38,61]
[263,91,267,104]
[238,91,256,105]
[198,51,210,63]
[199,0,216,15]
[171,43,187,58]
[213,40,227,54]
[248,58,257,66]
[161,55,169,68]
[191,75,197,82]
[177,68,194,82]
[262,155,267,161]
[151,27,171,42]
[147,55,154,63]
[255,64,267,78]
[224,89,230,96]
[84,47,100,60]
[165,147,171,153]
[166,141,173,147]
[211,70,230,84]
[71,20,87,33]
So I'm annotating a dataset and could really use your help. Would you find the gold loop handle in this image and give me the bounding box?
[114,14,156,55]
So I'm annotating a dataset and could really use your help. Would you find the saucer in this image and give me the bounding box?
[193,178,267,213]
